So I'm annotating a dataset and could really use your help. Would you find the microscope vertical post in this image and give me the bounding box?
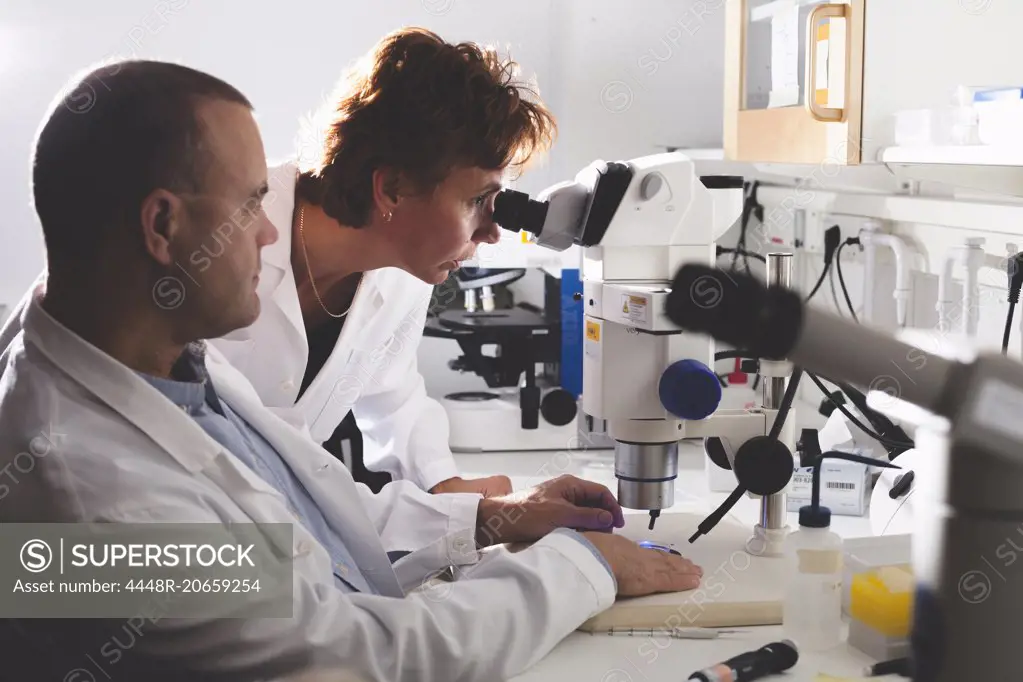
[759,253,793,535]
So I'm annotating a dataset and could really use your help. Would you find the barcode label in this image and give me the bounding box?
[827,482,856,490]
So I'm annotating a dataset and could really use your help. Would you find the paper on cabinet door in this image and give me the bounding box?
[769,0,801,108]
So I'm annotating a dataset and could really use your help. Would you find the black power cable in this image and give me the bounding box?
[1003,304,1015,354]
[833,381,915,458]
[806,226,842,302]
[733,355,915,455]
[718,246,766,264]
[835,237,860,322]
[732,182,763,275]
[807,264,831,302]
[1003,253,1023,354]
[805,372,914,451]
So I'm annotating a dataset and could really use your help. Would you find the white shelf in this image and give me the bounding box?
[661,144,1023,203]
[883,145,1023,167]
[660,145,903,194]
[882,145,1023,198]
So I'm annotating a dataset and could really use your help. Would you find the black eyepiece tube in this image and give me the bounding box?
[492,189,549,237]
[666,264,955,417]
[666,265,803,360]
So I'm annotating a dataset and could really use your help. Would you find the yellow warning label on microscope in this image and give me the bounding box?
[622,294,649,325]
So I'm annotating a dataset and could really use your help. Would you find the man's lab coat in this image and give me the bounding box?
[0,160,462,493]
[0,291,616,681]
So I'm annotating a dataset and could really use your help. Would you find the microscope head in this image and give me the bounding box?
[492,152,743,257]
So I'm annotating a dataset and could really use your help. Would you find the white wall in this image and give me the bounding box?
[547,0,725,178]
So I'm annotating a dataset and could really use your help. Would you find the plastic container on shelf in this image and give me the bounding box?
[892,86,981,147]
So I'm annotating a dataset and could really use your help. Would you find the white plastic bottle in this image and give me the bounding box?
[782,503,844,652]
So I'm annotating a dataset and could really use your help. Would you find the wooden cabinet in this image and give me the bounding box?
[724,0,1023,167]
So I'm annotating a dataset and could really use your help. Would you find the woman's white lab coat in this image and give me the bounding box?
[210,162,459,491]
[0,290,616,681]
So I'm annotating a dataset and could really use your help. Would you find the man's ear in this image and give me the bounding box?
[140,189,184,266]
[371,168,401,219]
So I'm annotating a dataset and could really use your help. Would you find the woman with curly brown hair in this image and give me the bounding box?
[210,27,557,508]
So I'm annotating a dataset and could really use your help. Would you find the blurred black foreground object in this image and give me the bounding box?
[666,264,804,361]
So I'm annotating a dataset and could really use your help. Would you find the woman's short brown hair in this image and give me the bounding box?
[296,27,556,227]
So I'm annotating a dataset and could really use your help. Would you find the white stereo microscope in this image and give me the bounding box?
[492,152,799,554]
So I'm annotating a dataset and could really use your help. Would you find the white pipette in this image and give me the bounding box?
[592,627,747,640]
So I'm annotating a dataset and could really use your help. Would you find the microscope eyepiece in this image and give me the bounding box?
[492,189,549,237]
[666,264,803,360]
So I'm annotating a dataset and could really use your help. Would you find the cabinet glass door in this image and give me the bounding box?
[744,0,831,111]
[724,0,864,164]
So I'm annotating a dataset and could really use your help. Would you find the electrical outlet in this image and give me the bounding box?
[802,213,871,256]
[801,211,827,254]
[749,208,797,252]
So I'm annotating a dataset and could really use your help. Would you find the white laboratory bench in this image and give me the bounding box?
[453,441,903,682]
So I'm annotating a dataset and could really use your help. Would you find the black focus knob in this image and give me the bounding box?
[733,436,794,497]
[572,292,583,301]
[540,389,578,426]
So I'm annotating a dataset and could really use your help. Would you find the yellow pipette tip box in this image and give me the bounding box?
[849,565,914,637]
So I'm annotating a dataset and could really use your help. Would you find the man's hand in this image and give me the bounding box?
[475,474,626,547]
[581,532,704,597]
[430,475,513,498]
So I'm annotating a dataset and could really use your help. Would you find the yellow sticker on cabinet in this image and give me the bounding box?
[585,320,601,342]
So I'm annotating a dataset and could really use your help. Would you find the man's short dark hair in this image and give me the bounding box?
[32,59,252,270]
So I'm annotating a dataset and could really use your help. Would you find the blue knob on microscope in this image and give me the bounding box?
[658,359,722,421]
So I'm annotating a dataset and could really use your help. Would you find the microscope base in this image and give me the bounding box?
[745,524,789,558]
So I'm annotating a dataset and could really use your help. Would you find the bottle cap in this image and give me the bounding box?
[799,505,831,528]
